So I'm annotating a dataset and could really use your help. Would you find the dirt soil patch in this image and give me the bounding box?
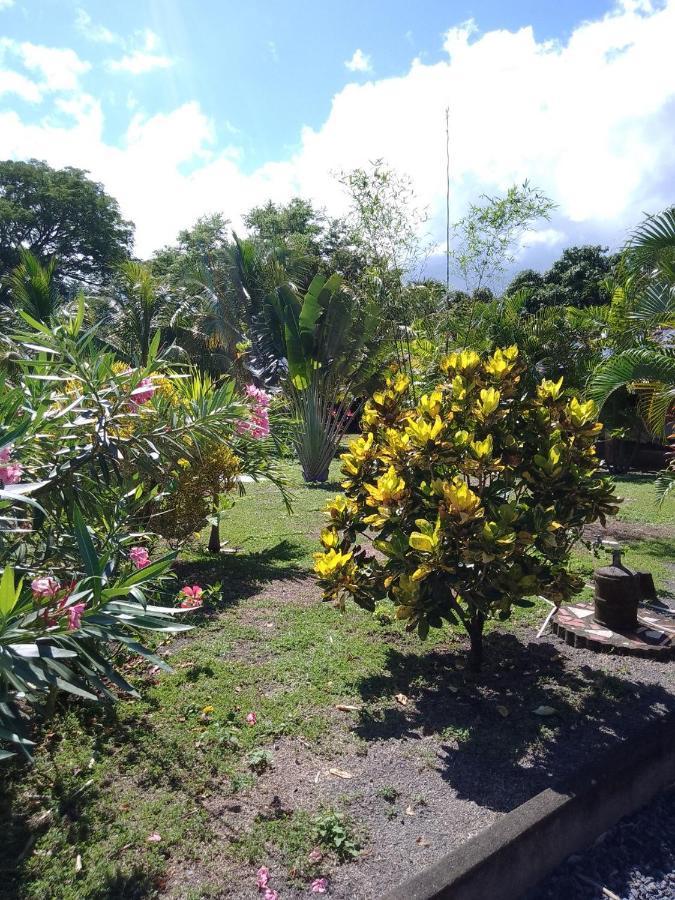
[161,572,675,900]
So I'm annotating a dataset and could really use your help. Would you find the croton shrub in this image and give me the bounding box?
[314,346,618,669]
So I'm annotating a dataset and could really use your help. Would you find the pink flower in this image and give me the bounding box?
[237,385,271,441]
[0,446,11,462]
[179,585,204,609]
[130,377,155,406]
[0,459,23,485]
[256,866,270,889]
[129,546,150,569]
[245,384,271,407]
[246,711,257,726]
[263,891,278,900]
[31,576,61,599]
[311,878,328,894]
[66,602,86,630]
[308,848,323,864]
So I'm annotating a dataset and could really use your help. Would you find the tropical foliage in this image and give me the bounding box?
[263,273,382,482]
[0,292,282,758]
[314,347,618,668]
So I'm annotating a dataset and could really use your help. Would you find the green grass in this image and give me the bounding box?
[2,460,673,898]
[570,473,675,601]
[613,473,675,526]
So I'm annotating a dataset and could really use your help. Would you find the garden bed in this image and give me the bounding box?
[1,469,673,900]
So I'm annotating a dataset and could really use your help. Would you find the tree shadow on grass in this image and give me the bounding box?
[175,539,308,610]
[354,632,675,813]
[0,751,105,899]
[305,480,343,492]
[88,867,158,900]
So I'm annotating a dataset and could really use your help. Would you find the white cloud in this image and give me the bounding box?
[0,0,674,262]
[0,0,15,10]
[267,40,279,62]
[106,29,173,75]
[344,48,372,73]
[16,42,90,90]
[0,38,89,101]
[75,9,118,45]
[0,69,41,102]
[517,227,566,256]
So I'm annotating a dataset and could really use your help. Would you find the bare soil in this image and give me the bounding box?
[163,573,675,900]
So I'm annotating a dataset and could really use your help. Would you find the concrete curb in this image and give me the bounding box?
[390,711,675,900]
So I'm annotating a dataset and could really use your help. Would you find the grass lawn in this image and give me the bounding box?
[1,466,673,899]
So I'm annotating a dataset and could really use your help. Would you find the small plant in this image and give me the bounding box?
[230,773,256,794]
[314,810,360,861]
[247,748,274,774]
[372,600,396,625]
[377,786,400,803]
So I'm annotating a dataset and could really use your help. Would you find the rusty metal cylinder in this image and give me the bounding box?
[593,550,640,631]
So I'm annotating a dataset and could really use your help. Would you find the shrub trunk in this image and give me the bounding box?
[467,612,485,672]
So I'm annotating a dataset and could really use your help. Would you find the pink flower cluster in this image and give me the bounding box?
[237,384,271,440]
[130,546,150,569]
[0,445,23,486]
[256,867,278,900]
[179,585,203,609]
[31,577,86,630]
[130,377,155,406]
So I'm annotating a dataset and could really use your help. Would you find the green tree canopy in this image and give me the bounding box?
[244,198,324,252]
[0,159,133,294]
[506,245,620,311]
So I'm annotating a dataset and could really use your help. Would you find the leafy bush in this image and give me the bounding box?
[0,302,280,758]
[263,273,383,482]
[314,346,618,669]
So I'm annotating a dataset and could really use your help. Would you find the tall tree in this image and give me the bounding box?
[451,181,555,294]
[506,245,620,311]
[0,159,133,296]
[243,198,324,256]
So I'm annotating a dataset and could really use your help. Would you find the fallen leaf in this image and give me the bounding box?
[75,854,82,873]
[146,832,162,843]
[533,705,557,717]
[395,693,408,706]
[335,704,360,712]
[496,705,509,718]
[405,805,416,817]
[328,768,353,779]
[448,685,459,694]
[416,835,431,847]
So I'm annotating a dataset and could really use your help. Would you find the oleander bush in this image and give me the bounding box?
[314,346,619,669]
[0,301,282,758]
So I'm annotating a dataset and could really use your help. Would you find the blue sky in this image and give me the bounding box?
[1,0,674,280]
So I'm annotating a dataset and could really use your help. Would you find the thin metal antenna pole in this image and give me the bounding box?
[444,105,451,352]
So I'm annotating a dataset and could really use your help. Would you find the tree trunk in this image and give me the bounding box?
[208,488,221,553]
[207,521,221,553]
[467,612,485,672]
[304,466,329,484]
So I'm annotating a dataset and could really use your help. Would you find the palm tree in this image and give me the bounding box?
[4,250,66,324]
[589,207,675,497]
[100,261,176,366]
[589,208,675,435]
[265,273,383,482]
